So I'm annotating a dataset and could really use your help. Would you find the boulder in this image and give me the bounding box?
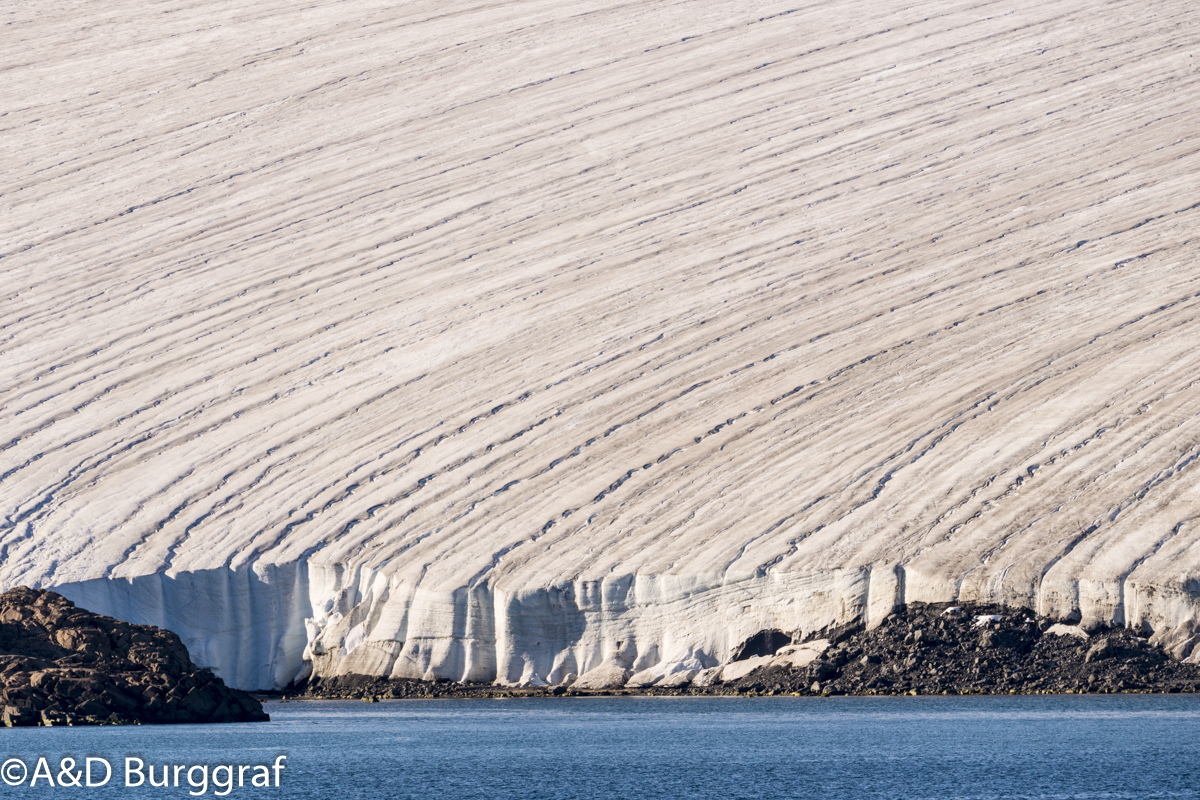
[571,661,631,690]
[1085,639,1117,663]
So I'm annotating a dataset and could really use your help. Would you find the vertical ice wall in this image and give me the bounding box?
[53,563,312,691]
[42,553,1199,691]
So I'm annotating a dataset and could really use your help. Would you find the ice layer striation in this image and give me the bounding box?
[3,0,1200,688]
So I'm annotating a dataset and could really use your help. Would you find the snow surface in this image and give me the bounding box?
[3,0,1200,689]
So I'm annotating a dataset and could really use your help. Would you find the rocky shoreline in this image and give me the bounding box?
[1,588,268,727]
[8,589,1191,727]
[293,604,1200,701]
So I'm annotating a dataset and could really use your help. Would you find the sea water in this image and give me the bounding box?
[4,695,1200,799]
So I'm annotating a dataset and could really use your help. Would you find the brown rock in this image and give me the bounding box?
[0,587,268,726]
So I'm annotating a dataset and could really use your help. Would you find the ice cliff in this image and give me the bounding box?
[3,0,1200,689]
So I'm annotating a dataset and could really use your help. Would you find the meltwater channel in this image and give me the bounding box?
[4,695,1200,799]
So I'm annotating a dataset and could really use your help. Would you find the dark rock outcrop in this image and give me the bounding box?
[0,587,268,726]
[723,604,1200,696]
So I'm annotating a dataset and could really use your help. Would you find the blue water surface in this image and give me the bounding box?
[4,694,1200,799]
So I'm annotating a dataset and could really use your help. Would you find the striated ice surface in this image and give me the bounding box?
[3,0,1200,689]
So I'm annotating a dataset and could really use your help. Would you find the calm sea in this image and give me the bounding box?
[4,695,1200,798]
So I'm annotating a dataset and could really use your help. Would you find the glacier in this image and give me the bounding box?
[3,0,1200,690]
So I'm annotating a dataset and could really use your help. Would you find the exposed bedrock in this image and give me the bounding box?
[715,603,1200,697]
[0,587,268,726]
